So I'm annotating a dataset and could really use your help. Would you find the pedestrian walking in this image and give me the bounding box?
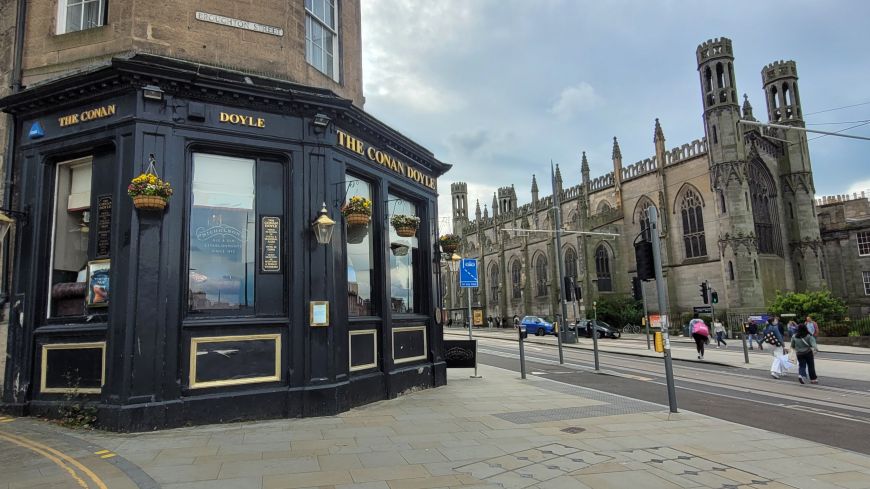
[762,319,788,379]
[513,314,520,329]
[790,323,819,384]
[804,315,819,337]
[487,316,493,328]
[746,321,759,350]
[690,318,710,359]
[713,319,727,348]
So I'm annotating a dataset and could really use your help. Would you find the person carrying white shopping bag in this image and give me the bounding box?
[761,318,788,379]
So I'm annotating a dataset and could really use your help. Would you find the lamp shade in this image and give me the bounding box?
[448,253,461,272]
[312,203,336,245]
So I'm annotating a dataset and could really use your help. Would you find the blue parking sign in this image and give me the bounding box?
[459,258,479,288]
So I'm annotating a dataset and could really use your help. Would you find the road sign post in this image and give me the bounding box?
[648,206,678,413]
[459,258,482,378]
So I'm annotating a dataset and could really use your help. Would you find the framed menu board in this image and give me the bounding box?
[96,195,112,258]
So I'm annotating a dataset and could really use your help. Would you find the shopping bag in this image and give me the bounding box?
[787,350,798,365]
[778,353,795,372]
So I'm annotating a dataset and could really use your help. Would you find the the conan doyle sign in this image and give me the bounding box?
[336,129,437,190]
[58,104,116,127]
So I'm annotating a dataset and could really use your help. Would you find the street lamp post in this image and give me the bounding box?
[447,253,461,328]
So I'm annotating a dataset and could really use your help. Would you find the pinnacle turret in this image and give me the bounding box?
[581,151,590,183]
[611,137,622,160]
[742,93,756,121]
[654,118,665,143]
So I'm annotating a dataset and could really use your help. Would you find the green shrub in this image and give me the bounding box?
[767,290,847,324]
[820,323,850,337]
[595,295,643,327]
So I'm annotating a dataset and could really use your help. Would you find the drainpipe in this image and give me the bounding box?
[2,0,27,304]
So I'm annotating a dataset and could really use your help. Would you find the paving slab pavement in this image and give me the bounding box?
[2,364,870,488]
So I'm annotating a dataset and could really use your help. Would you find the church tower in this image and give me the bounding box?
[697,37,764,310]
[451,182,468,235]
[762,60,823,290]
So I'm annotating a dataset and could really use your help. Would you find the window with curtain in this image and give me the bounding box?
[680,187,707,259]
[305,0,340,81]
[535,255,548,297]
[388,194,418,313]
[595,245,612,292]
[188,154,256,314]
[511,260,522,299]
[346,175,374,317]
[57,0,106,34]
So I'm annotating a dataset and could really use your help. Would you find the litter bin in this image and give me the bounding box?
[560,329,577,344]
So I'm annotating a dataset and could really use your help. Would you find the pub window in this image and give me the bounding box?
[305,0,340,81]
[48,157,93,318]
[188,154,256,314]
[57,0,106,35]
[388,194,419,314]
[346,175,375,317]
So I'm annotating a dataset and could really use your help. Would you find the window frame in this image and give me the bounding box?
[863,271,870,296]
[858,231,870,257]
[679,187,707,259]
[595,244,612,292]
[535,254,548,297]
[510,260,522,299]
[56,0,107,35]
[345,172,378,318]
[304,0,341,82]
[386,191,422,315]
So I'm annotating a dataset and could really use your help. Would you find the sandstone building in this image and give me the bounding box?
[446,38,827,324]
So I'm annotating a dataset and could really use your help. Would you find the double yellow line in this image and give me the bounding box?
[0,426,108,489]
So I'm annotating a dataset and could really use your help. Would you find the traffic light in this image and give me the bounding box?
[631,276,643,301]
[711,291,719,304]
[564,276,575,301]
[634,240,655,281]
[575,284,583,301]
[700,282,709,304]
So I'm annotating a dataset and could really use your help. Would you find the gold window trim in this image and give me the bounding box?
[349,329,378,372]
[40,341,107,394]
[189,333,282,389]
[392,325,428,364]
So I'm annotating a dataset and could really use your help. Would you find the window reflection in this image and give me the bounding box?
[188,154,255,313]
[388,194,418,313]
[346,175,374,316]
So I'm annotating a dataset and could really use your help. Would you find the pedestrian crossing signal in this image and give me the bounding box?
[711,291,718,304]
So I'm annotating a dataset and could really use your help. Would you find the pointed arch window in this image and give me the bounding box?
[637,199,654,242]
[595,245,612,292]
[748,160,783,256]
[728,261,735,281]
[535,255,548,297]
[680,188,707,259]
[564,248,578,279]
[490,265,499,302]
[511,260,522,299]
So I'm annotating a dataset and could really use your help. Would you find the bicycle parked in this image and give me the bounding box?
[622,323,642,334]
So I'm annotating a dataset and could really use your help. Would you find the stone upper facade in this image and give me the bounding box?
[818,192,870,315]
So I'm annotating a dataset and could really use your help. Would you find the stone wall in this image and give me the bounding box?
[19,0,364,107]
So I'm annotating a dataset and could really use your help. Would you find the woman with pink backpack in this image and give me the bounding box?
[690,317,710,359]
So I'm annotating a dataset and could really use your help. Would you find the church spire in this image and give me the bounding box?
[742,93,756,121]
[492,192,499,218]
[581,151,590,184]
[531,174,539,202]
[654,118,665,143]
[611,136,622,160]
[475,199,481,220]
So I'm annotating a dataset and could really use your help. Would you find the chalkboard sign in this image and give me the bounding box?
[444,339,476,369]
[96,195,112,258]
[261,216,281,272]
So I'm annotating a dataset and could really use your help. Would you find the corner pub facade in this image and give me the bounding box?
[0,2,449,431]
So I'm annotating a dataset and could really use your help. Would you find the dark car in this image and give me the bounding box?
[520,316,556,336]
[574,319,621,339]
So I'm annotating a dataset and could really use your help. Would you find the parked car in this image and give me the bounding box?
[574,319,621,339]
[520,316,556,336]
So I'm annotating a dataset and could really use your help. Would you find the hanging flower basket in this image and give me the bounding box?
[346,223,368,244]
[341,196,372,226]
[128,155,173,212]
[132,195,167,211]
[439,233,461,254]
[391,214,420,238]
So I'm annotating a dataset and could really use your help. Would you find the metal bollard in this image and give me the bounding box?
[518,326,527,379]
[741,332,750,364]
[592,325,600,371]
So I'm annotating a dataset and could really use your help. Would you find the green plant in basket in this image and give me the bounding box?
[390,214,420,228]
[341,196,372,217]
[127,172,173,199]
[439,234,461,247]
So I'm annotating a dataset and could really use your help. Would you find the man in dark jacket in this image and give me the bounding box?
[746,321,759,350]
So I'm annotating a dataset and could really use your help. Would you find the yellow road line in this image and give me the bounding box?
[0,430,109,489]
[99,453,116,459]
[0,432,90,488]
[94,449,110,455]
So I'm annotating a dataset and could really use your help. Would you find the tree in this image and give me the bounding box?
[767,290,847,324]
[595,294,643,327]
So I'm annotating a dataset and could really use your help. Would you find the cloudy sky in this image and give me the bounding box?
[360,1,870,229]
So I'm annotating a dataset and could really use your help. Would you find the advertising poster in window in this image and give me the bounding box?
[86,259,110,307]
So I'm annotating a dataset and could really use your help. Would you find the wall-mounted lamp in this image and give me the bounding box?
[0,206,27,244]
[312,202,336,245]
[312,113,331,133]
[447,253,461,273]
[142,85,165,101]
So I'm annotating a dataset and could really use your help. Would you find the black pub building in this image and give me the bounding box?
[0,54,450,430]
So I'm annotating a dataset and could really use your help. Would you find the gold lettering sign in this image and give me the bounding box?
[219,112,266,128]
[58,104,117,127]
[336,129,437,190]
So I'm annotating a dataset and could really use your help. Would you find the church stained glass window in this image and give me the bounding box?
[680,187,707,259]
